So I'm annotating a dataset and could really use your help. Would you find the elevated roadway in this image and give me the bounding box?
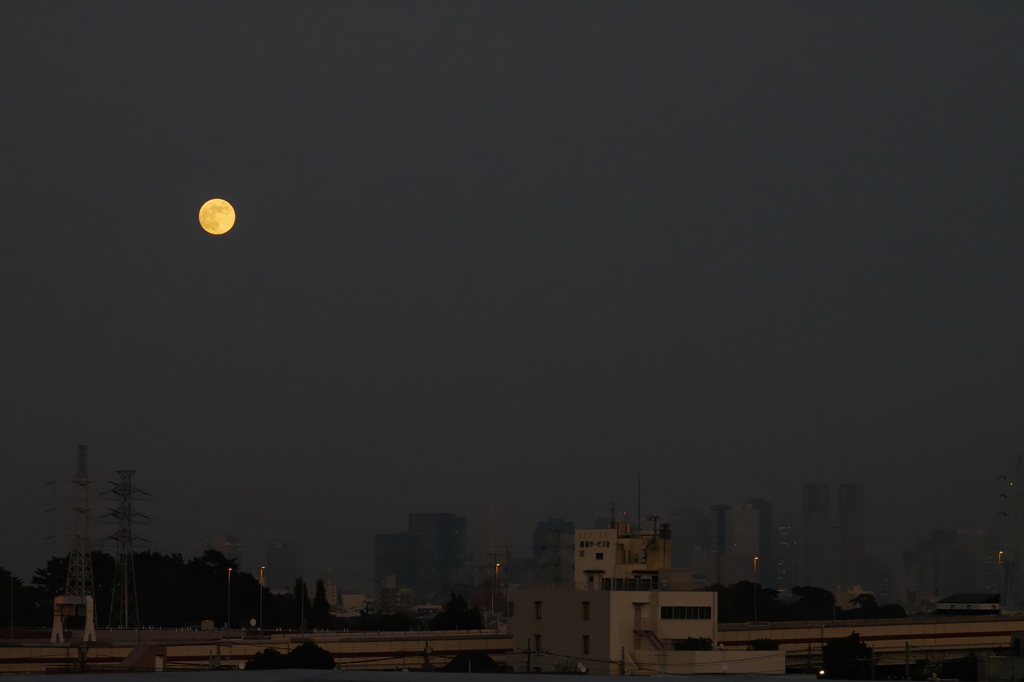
[719,614,1024,670]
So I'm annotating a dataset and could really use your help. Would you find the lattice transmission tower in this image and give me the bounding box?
[51,445,97,642]
[66,446,95,606]
[107,470,147,629]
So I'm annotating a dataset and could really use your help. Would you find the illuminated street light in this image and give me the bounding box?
[227,567,232,630]
[259,566,265,636]
[753,556,759,623]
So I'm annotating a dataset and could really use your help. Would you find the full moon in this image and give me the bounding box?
[198,198,236,235]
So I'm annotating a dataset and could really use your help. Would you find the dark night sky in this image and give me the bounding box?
[2,2,1023,591]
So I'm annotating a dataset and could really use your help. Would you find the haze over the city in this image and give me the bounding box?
[1,2,1022,594]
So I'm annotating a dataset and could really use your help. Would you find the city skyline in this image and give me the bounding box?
[17,454,1012,606]
[2,2,1022,606]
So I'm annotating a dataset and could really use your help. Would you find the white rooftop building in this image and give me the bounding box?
[507,521,784,675]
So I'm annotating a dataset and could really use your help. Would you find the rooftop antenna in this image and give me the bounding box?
[637,472,642,531]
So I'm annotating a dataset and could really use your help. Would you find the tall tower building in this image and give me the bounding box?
[802,483,830,588]
[408,512,468,601]
[837,484,866,588]
[471,505,509,566]
[774,512,799,588]
[265,541,296,593]
[373,532,419,595]
[669,506,714,580]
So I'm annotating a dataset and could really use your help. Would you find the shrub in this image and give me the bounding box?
[673,637,714,651]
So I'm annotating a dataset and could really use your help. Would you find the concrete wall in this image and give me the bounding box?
[632,649,786,674]
[0,631,513,675]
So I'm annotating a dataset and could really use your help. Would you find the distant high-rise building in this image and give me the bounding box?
[774,512,798,588]
[408,512,468,600]
[471,505,509,566]
[373,513,469,603]
[837,484,866,588]
[799,483,870,591]
[719,503,760,585]
[802,484,830,588]
[207,534,242,563]
[900,526,991,610]
[266,541,295,593]
[669,506,714,580]
[373,532,419,595]
[710,504,729,583]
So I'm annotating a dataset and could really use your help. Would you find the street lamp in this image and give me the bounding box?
[999,551,1007,603]
[492,563,501,626]
[753,557,759,623]
[227,568,232,630]
[259,566,265,637]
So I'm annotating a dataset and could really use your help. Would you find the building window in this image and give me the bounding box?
[535,601,542,619]
[582,601,590,620]
[661,605,712,620]
[508,601,514,618]
[582,635,590,654]
[596,552,604,560]
[534,634,542,651]
[579,550,585,557]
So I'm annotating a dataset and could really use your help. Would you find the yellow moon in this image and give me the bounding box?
[198,198,236,235]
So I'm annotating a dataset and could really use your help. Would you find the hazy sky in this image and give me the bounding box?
[1,2,1022,592]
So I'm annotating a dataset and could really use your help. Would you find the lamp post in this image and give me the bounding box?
[1000,551,1007,603]
[489,562,501,627]
[259,566,265,637]
[753,556,759,623]
[227,568,232,630]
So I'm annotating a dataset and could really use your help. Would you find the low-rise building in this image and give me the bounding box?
[507,521,784,675]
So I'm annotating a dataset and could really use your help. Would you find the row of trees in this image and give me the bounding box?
[3,549,332,630]
[2,554,910,632]
[710,582,907,623]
